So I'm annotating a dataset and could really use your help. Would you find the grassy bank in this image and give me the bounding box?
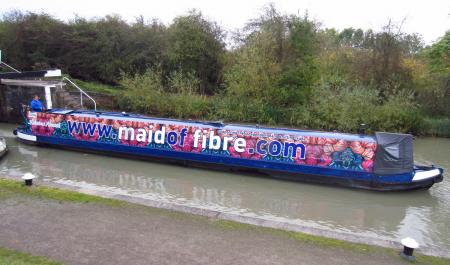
[64,77,121,96]
[0,247,61,265]
[1,177,449,264]
[214,220,449,265]
[0,178,126,206]
[423,117,450,138]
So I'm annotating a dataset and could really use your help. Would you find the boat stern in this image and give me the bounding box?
[412,165,444,185]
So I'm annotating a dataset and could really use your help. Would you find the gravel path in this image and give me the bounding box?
[0,195,410,265]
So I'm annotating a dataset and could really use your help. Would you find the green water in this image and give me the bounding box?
[1,123,449,255]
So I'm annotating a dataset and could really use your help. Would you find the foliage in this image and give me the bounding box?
[221,5,320,125]
[118,69,210,119]
[1,7,448,136]
[166,10,225,94]
[287,85,423,134]
[416,31,450,117]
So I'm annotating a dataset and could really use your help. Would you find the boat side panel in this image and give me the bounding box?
[33,133,373,182]
[23,112,378,177]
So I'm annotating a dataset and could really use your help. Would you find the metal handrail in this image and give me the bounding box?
[62,77,97,111]
[0,61,21,73]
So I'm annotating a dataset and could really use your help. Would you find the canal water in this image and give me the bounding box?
[1,123,449,255]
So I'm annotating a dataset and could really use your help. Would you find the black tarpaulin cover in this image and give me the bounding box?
[374,132,413,175]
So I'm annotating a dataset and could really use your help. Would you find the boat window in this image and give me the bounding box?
[384,144,400,160]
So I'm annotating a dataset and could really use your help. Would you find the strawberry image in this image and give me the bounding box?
[318,154,332,166]
[240,150,252,159]
[81,133,90,141]
[295,158,306,165]
[317,137,327,145]
[172,145,182,151]
[112,120,121,130]
[362,160,374,171]
[246,139,256,148]
[306,157,318,165]
[129,138,139,146]
[120,137,128,145]
[123,120,131,128]
[333,139,347,152]
[362,148,375,160]
[323,144,334,155]
[228,146,239,157]
[326,138,338,144]
[55,115,63,123]
[350,141,365,154]
[251,153,263,160]
[38,126,46,135]
[182,144,192,152]
[196,144,203,153]
[365,142,377,150]
[91,131,99,141]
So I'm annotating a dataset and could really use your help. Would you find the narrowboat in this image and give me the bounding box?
[2,68,444,191]
[14,108,444,191]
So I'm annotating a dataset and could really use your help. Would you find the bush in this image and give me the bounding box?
[118,69,211,119]
[288,85,424,134]
[423,118,450,137]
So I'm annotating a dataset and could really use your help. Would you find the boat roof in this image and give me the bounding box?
[47,108,376,142]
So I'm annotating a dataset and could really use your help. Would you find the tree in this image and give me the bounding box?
[166,10,225,94]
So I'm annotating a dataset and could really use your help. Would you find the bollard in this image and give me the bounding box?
[22,173,36,186]
[400,237,419,261]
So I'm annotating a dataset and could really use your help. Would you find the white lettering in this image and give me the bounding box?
[193,130,201,148]
[234,138,246,152]
[154,126,166,144]
[118,127,135,140]
[209,131,221,150]
[136,128,147,142]
[222,136,233,151]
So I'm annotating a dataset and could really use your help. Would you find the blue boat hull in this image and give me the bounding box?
[16,131,443,191]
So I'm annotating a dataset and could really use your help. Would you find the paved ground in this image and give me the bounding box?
[0,195,411,265]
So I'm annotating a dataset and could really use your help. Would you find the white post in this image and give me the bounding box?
[44,86,53,109]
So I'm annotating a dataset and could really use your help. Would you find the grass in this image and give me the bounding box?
[213,219,388,251]
[212,218,450,265]
[0,247,61,265]
[63,76,121,96]
[1,177,450,265]
[423,117,450,138]
[0,178,126,206]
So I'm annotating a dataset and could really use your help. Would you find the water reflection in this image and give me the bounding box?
[1,124,449,255]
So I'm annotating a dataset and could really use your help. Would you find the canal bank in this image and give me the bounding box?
[1,122,450,258]
[1,178,449,265]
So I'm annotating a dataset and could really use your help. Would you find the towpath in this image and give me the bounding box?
[0,186,425,265]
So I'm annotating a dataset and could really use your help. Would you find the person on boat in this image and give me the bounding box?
[30,95,44,112]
